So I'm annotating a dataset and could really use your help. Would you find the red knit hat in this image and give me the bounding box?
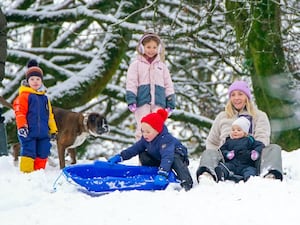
[141,109,168,133]
[26,59,43,81]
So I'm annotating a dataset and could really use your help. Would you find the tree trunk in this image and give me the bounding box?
[226,0,300,151]
[37,0,147,108]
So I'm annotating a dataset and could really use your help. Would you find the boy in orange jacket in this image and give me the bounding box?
[13,59,57,173]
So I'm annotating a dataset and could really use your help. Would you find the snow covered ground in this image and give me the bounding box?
[1,149,300,225]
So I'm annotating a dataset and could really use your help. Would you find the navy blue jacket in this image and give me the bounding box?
[120,126,187,172]
[220,136,265,168]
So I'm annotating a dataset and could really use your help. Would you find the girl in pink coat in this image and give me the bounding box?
[126,32,175,140]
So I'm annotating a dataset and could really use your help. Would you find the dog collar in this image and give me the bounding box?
[83,113,89,132]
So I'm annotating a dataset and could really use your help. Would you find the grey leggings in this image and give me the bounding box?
[196,144,283,182]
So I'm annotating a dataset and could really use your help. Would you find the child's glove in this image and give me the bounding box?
[226,150,235,160]
[128,104,137,113]
[251,150,260,161]
[18,127,29,138]
[154,170,169,187]
[107,154,122,164]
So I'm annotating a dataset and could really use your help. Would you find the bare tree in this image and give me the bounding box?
[1,0,299,158]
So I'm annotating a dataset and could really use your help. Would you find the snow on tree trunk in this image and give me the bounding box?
[225,0,300,151]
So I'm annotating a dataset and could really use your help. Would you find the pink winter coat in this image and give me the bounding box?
[126,54,175,109]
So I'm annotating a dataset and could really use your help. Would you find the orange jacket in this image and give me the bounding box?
[13,85,57,135]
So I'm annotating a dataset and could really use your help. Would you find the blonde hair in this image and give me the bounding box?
[225,97,256,118]
[136,32,165,62]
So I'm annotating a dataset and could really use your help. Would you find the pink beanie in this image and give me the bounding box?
[228,81,251,100]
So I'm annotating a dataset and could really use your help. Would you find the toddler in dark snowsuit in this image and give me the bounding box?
[215,116,265,182]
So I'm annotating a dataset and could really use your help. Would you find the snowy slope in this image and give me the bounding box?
[1,149,300,225]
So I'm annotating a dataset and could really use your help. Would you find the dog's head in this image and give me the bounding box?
[86,113,109,136]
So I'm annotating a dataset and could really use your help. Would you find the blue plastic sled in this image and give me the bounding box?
[62,160,179,194]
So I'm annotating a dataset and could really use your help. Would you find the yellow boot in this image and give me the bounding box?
[20,156,34,173]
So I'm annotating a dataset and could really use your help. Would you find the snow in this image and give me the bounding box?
[1,1,300,224]
[1,149,300,225]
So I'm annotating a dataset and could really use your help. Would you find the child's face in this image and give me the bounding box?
[141,122,159,142]
[143,40,159,58]
[230,125,246,139]
[28,76,42,91]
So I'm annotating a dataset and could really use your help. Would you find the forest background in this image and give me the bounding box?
[1,0,299,160]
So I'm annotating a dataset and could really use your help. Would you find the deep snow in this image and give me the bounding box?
[1,148,300,225]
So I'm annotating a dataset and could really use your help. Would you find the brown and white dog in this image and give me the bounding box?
[53,107,109,169]
[12,106,109,169]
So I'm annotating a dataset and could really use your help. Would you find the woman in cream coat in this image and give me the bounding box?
[196,80,283,182]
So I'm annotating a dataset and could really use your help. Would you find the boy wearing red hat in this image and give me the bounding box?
[13,59,57,173]
[108,109,193,191]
